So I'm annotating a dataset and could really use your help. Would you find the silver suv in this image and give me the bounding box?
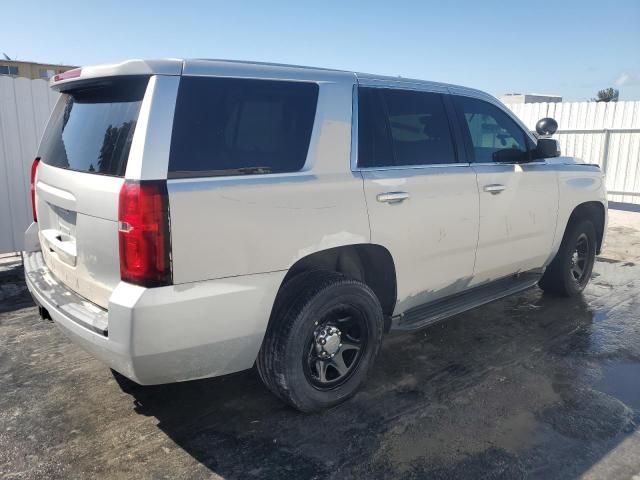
[24,59,607,411]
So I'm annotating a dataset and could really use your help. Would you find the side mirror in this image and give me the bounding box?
[535,117,558,136]
[534,138,561,159]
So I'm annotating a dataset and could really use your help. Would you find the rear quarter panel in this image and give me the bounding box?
[167,77,370,283]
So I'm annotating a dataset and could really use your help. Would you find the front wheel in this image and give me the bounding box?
[539,219,597,297]
[257,271,384,412]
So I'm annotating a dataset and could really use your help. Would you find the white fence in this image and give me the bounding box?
[0,78,639,253]
[0,77,59,254]
[506,101,640,204]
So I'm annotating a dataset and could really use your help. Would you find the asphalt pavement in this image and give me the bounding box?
[1,207,639,479]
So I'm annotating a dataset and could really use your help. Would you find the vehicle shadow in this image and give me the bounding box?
[119,289,637,479]
[0,259,34,314]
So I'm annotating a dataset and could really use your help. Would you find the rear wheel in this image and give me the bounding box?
[257,271,384,412]
[539,219,597,297]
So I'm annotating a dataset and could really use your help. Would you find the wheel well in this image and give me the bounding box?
[566,202,605,254]
[281,244,397,321]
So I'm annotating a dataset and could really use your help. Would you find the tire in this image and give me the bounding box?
[257,270,384,412]
[539,219,597,297]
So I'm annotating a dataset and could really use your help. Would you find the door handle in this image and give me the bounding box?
[483,184,506,195]
[376,191,410,204]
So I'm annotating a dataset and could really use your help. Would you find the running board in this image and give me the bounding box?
[391,271,542,332]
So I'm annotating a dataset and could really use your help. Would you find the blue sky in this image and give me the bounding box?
[3,0,640,100]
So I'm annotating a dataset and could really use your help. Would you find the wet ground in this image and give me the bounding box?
[1,208,640,479]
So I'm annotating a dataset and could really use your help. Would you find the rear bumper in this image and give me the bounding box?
[23,249,285,385]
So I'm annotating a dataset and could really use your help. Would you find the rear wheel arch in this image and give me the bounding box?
[279,244,397,322]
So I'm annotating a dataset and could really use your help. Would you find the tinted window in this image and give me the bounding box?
[454,96,529,163]
[357,88,393,168]
[169,77,318,178]
[358,87,456,167]
[383,89,456,166]
[39,77,147,176]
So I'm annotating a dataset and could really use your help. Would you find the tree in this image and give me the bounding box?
[593,88,619,102]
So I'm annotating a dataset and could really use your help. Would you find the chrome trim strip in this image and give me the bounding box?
[355,163,471,172]
[356,77,449,94]
[483,184,506,194]
[182,59,354,83]
[471,161,548,167]
[377,191,410,203]
[166,170,315,185]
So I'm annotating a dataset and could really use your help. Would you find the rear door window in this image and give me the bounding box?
[168,77,319,178]
[357,88,394,168]
[39,77,148,176]
[357,87,457,167]
[383,89,456,166]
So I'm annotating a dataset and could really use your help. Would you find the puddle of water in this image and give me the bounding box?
[596,361,640,411]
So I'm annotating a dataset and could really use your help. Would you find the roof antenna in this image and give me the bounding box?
[2,53,11,61]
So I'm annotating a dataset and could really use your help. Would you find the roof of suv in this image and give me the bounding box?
[187,58,481,94]
[50,58,488,99]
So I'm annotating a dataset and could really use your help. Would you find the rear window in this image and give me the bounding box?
[39,77,148,176]
[168,77,319,178]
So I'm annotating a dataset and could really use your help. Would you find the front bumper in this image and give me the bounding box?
[23,249,285,385]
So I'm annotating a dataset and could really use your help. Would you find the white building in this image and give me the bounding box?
[499,93,562,104]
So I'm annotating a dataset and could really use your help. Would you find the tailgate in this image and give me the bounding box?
[34,76,149,308]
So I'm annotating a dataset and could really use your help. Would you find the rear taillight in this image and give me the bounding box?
[30,157,40,222]
[118,180,172,287]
